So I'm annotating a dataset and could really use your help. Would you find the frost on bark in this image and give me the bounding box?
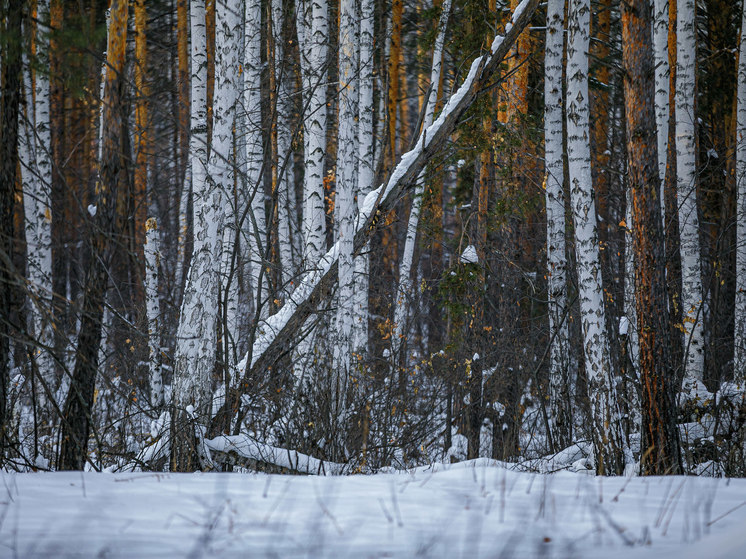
[298,0,328,268]
[171,0,240,472]
[621,0,681,475]
[144,218,163,409]
[676,0,704,385]
[354,0,375,356]
[245,0,268,320]
[392,0,452,364]
[566,0,623,475]
[334,0,360,383]
[735,0,746,380]
[544,0,571,451]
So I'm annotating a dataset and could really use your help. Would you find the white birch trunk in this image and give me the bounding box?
[173,0,240,425]
[20,2,55,406]
[392,0,452,361]
[676,0,705,385]
[544,0,570,448]
[245,0,268,320]
[354,0,375,356]
[566,0,620,473]
[734,0,746,381]
[334,0,360,380]
[293,0,329,386]
[653,0,669,222]
[272,0,297,290]
[144,218,163,408]
[298,0,329,268]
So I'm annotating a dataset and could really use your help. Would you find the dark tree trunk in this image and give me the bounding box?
[58,0,129,471]
[0,0,23,465]
[621,0,682,474]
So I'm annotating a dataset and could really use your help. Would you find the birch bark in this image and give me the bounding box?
[19,0,55,407]
[676,0,705,385]
[272,0,297,289]
[734,0,746,380]
[145,218,163,409]
[544,0,570,450]
[654,0,670,220]
[171,0,240,471]
[566,0,623,474]
[298,0,329,268]
[354,0,375,356]
[334,0,360,382]
[245,0,268,320]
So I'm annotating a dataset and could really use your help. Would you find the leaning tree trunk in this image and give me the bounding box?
[621,0,681,475]
[225,0,540,427]
[544,0,571,451]
[58,0,128,471]
[735,0,746,381]
[676,0,705,386]
[171,0,240,472]
[566,0,624,475]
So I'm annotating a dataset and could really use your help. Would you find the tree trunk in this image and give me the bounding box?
[58,0,129,470]
[544,0,571,451]
[145,218,163,409]
[621,0,682,475]
[171,0,240,472]
[566,0,624,475]
[354,0,375,357]
[0,0,23,466]
[735,0,746,380]
[676,0,705,386]
[334,0,360,388]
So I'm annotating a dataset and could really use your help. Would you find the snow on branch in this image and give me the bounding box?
[235,0,539,389]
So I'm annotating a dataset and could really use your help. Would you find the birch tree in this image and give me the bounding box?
[354,0,375,356]
[18,0,55,410]
[544,0,571,450]
[653,0,669,219]
[392,0,452,363]
[566,0,623,474]
[676,0,705,386]
[272,0,297,288]
[298,0,329,268]
[734,0,746,380]
[334,0,360,382]
[245,0,268,320]
[144,218,163,409]
[171,0,241,472]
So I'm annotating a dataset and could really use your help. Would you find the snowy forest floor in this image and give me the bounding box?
[1,461,746,558]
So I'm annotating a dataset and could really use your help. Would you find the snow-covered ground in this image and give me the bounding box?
[1,460,745,558]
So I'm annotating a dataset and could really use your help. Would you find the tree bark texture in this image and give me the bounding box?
[621,0,682,475]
